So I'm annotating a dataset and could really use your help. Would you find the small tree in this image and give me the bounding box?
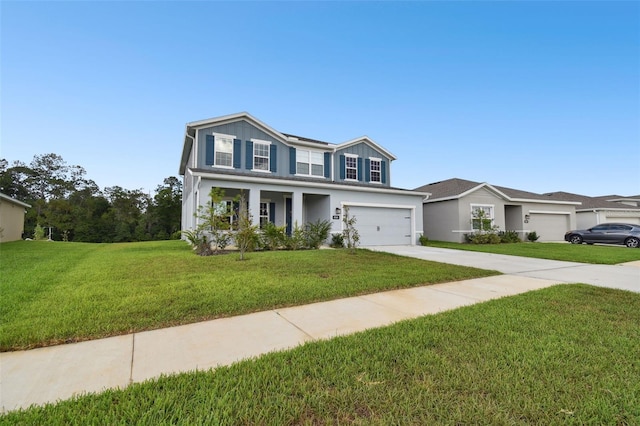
[471,208,494,233]
[234,191,259,260]
[33,224,46,240]
[342,206,360,254]
[186,187,233,255]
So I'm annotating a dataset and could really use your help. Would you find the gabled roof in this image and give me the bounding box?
[335,136,397,161]
[0,193,31,208]
[544,191,640,211]
[180,112,398,174]
[415,178,580,205]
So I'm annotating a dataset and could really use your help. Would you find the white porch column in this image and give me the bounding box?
[292,191,303,228]
[248,188,261,227]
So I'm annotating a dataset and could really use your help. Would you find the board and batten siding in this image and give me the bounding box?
[334,144,390,186]
[196,122,290,176]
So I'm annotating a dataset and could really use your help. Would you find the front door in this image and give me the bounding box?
[285,197,292,235]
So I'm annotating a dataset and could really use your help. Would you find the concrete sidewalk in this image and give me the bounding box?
[1,274,560,413]
[370,246,640,293]
[3,246,638,413]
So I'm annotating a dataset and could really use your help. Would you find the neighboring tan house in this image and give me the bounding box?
[0,193,31,242]
[415,178,580,243]
[179,112,428,246]
[543,192,640,228]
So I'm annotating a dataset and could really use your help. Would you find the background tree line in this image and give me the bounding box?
[0,154,182,242]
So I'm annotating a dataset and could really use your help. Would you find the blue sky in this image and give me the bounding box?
[2,1,639,197]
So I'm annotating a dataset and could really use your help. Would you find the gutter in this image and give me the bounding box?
[190,170,429,197]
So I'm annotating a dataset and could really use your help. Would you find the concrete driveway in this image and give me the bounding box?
[369,245,640,293]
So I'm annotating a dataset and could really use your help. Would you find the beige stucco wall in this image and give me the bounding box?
[0,199,28,242]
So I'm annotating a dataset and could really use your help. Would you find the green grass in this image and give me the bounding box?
[425,240,640,264]
[2,284,638,424]
[0,240,498,351]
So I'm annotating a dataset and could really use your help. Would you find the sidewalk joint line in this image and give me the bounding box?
[273,311,315,340]
[129,333,135,384]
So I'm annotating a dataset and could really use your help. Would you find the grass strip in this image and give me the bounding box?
[424,240,640,264]
[0,240,498,351]
[2,284,638,424]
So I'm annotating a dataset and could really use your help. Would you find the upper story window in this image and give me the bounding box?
[471,204,494,231]
[215,135,233,168]
[253,140,270,171]
[345,155,358,180]
[297,149,324,177]
[369,158,381,183]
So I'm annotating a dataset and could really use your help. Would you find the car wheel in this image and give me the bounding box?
[625,237,640,248]
[569,235,583,244]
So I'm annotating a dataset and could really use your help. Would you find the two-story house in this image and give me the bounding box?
[179,112,427,246]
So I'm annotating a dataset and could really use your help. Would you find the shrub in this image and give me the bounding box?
[499,230,521,243]
[465,232,501,244]
[419,235,429,246]
[527,231,540,242]
[342,206,360,254]
[182,229,212,256]
[305,219,332,249]
[330,233,344,248]
[284,223,307,250]
[261,222,287,250]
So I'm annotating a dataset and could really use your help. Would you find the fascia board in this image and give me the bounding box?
[179,130,194,175]
[287,139,336,150]
[424,186,582,207]
[480,183,582,206]
[510,198,582,206]
[336,136,397,161]
[0,193,31,208]
[190,170,427,197]
[576,207,640,212]
[423,195,462,203]
[186,112,290,145]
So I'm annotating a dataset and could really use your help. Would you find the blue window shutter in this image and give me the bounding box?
[270,145,277,172]
[245,141,253,170]
[233,139,241,168]
[289,147,296,174]
[324,152,331,178]
[365,159,371,182]
[381,160,387,184]
[269,202,276,222]
[339,155,345,180]
[357,157,363,181]
[205,135,214,165]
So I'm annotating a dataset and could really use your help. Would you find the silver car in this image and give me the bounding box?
[564,223,640,248]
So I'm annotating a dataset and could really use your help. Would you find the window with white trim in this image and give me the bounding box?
[253,141,270,171]
[215,136,233,167]
[212,200,238,228]
[345,155,358,180]
[370,158,381,183]
[297,149,324,176]
[471,204,494,231]
[259,202,269,227]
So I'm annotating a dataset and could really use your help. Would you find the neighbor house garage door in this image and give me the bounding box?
[528,213,569,242]
[347,206,412,246]
[605,215,640,225]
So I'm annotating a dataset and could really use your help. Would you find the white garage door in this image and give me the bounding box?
[347,206,412,246]
[605,216,640,225]
[528,214,569,242]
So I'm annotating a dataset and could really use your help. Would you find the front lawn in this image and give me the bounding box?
[2,285,638,424]
[424,240,640,264]
[0,240,498,351]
